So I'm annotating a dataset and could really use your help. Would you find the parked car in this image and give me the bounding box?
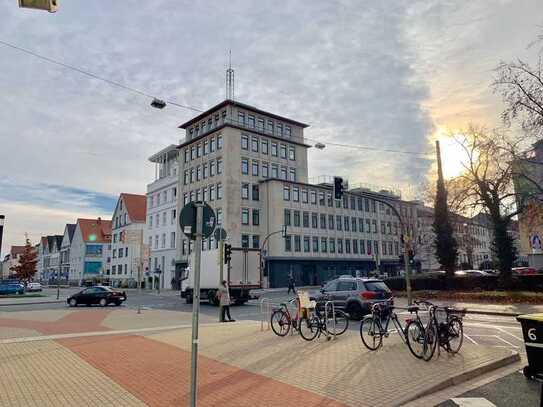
[0,281,25,295]
[67,286,126,307]
[455,270,490,277]
[26,282,42,292]
[512,267,538,276]
[311,276,392,320]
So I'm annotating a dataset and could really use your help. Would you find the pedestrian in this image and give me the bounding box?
[287,272,296,295]
[218,280,235,322]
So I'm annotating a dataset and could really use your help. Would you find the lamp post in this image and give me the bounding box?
[0,215,4,261]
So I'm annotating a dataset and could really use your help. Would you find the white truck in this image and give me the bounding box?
[180,247,261,305]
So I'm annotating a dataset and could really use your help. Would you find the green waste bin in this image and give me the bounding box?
[516,313,543,379]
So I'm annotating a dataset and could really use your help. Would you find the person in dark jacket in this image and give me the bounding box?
[287,272,296,295]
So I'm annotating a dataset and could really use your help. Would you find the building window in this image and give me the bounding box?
[336,215,342,231]
[248,115,255,128]
[203,140,209,155]
[267,120,274,133]
[196,143,202,158]
[271,142,278,156]
[320,214,326,229]
[343,196,348,209]
[171,232,176,249]
[251,137,259,152]
[252,235,260,249]
[277,123,283,136]
[262,140,269,154]
[252,160,259,176]
[241,135,249,150]
[321,238,328,253]
[184,149,189,163]
[209,185,215,201]
[284,209,291,226]
[345,239,351,254]
[328,215,335,230]
[303,212,309,228]
[319,192,325,206]
[357,198,363,211]
[241,234,249,248]
[196,166,201,181]
[337,239,343,254]
[329,238,336,253]
[217,159,223,174]
[252,209,260,225]
[289,168,296,181]
[310,191,317,205]
[381,221,386,234]
[303,236,310,252]
[203,164,208,179]
[262,163,269,177]
[327,193,333,207]
[344,217,350,231]
[241,208,249,225]
[155,235,159,249]
[312,237,319,252]
[280,144,287,159]
[352,218,357,232]
[372,220,377,233]
[311,213,318,228]
[252,184,259,201]
[217,135,223,149]
[294,235,301,252]
[196,189,201,202]
[358,218,364,233]
[285,126,291,138]
[292,187,299,202]
[183,170,189,185]
[271,164,279,178]
[302,190,308,203]
[283,186,290,201]
[365,198,370,212]
[350,197,356,210]
[293,210,300,227]
[216,183,223,199]
[257,118,265,130]
[280,167,287,180]
[238,112,245,125]
[288,146,295,160]
[241,183,249,199]
[360,240,366,254]
[112,249,117,258]
[210,137,216,152]
[285,236,292,252]
[371,200,376,213]
[241,158,249,174]
[374,240,379,255]
[210,160,216,176]
[366,219,371,233]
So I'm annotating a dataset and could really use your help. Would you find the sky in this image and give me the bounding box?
[0,0,542,256]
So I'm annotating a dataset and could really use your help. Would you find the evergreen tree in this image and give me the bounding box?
[10,238,38,281]
[433,141,458,277]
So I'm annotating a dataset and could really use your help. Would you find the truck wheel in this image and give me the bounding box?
[185,294,193,304]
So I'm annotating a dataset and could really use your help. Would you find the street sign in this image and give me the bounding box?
[180,202,216,240]
[214,227,227,241]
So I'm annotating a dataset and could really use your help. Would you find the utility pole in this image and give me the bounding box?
[189,203,203,407]
[0,215,4,261]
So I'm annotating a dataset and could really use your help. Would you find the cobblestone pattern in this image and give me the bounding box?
[0,339,145,407]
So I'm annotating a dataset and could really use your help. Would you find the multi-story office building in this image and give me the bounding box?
[70,218,111,285]
[146,145,179,290]
[110,193,146,287]
[60,224,76,285]
[416,205,493,271]
[175,99,418,287]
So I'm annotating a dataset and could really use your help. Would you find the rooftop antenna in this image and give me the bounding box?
[226,50,235,101]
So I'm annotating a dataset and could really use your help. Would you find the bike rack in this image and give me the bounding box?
[324,301,336,341]
[260,298,283,332]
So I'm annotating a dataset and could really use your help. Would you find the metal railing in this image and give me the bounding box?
[324,301,336,341]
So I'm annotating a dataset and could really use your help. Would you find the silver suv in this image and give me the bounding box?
[314,277,392,320]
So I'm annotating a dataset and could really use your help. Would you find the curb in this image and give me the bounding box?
[0,300,65,307]
[400,350,521,406]
[465,309,520,317]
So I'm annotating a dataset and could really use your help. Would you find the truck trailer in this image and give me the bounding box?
[181,247,261,305]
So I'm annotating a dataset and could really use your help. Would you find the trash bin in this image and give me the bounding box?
[516,313,543,379]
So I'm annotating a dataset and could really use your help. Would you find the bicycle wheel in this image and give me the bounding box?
[446,316,463,354]
[328,309,349,336]
[422,320,438,361]
[360,315,383,351]
[270,310,290,337]
[405,320,425,359]
[299,316,320,341]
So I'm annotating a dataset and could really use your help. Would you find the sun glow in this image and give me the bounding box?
[434,127,468,179]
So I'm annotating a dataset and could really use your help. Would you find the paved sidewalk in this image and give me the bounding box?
[0,308,520,407]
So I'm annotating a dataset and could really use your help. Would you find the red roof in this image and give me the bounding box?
[10,246,25,257]
[77,218,112,243]
[121,193,147,223]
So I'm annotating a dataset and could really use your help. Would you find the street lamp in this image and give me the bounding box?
[0,215,4,260]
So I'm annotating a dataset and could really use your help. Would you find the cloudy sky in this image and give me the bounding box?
[0,0,541,255]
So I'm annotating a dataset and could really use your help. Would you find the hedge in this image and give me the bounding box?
[384,274,543,292]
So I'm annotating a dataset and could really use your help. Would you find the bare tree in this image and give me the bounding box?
[493,57,543,135]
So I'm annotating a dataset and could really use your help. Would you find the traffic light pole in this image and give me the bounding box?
[189,203,203,407]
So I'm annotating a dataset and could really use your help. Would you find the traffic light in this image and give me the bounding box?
[408,249,415,264]
[224,243,232,264]
[333,176,345,199]
[19,0,58,12]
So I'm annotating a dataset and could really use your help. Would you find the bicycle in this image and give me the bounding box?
[298,300,349,341]
[359,298,427,359]
[421,304,465,361]
[270,298,303,337]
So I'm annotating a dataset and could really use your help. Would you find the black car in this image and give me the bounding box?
[67,286,126,307]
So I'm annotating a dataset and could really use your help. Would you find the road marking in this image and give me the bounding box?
[463,333,478,345]
[495,326,523,342]
[463,322,522,331]
[451,397,497,406]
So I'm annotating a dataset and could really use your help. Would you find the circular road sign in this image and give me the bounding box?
[214,227,227,241]
[180,201,216,240]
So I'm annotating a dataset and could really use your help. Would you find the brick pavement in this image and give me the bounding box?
[0,309,520,406]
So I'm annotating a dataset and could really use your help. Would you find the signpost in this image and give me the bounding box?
[180,201,216,407]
